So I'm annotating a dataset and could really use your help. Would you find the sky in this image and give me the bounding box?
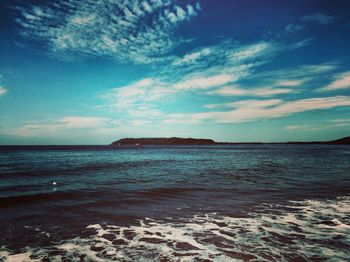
[0,0,350,144]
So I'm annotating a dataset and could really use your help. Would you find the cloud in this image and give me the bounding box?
[16,0,200,63]
[166,41,282,76]
[11,116,123,139]
[285,125,310,130]
[301,13,337,25]
[105,57,261,118]
[105,78,175,111]
[205,63,337,99]
[328,118,350,123]
[162,40,305,89]
[230,42,272,61]
[103,39,330,125]
[164,96,350,124]
[0,74,8,96]
[276,80,304,87]
[104,69,252,123]
[174,74,235,90]
[207,85,294,97]
[60,116,111,128]
[284,24,303,34]
[20,116,112,130]
[128,108,163,118]
[319,71,350,91]
[8,115,164,142]
[207,79,304,97]
[105,40,281,113]
[172,48,212,66]
[168,52,333,99]
[258,63,337,78]
[164,41,281,91]
[249,63,338,88]
[285,120,350,131]
[0,87,8,96]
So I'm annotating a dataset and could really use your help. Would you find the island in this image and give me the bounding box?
[110,136,350,146]
[111,137,216,146]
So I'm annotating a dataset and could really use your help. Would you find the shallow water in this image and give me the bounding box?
[0,145,349,261]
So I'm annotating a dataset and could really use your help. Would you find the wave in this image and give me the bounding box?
[135,187,205,198]
[1,196,349,261]
[0,186,206,208]
[0,191,96,208]
[0,159,178,180]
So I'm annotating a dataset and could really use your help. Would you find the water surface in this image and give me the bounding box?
[0,145,349,261]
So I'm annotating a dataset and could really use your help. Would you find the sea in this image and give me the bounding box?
[0,144,349,261]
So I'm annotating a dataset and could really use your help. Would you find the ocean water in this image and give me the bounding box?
[0,144,349,261]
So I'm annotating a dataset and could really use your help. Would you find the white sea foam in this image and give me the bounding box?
[1,196,349,261]
[2,251,36,262]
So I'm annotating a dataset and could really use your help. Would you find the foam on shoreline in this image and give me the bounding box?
[1,196,349,261]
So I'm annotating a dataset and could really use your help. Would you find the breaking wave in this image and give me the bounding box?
[1,196,349,261]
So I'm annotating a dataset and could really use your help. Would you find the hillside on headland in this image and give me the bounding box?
[111,137,216,146]
[328,136,350,144]
[111,136,350,146]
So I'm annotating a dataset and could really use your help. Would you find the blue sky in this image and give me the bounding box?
[0,0,350,144]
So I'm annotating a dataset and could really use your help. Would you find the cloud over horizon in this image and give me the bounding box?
[164,96,350,124]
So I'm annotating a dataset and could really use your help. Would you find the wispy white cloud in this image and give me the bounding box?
[105,78,175,111]
[288,38,314,50]
[301,13,338,25]
[247,63,338,92]
[207,79,304,97]
[164,96,350,124]
[254,63,338,80]
[103,39,332,125]
[205,63,337,99]
[328,118,350,123]
[174,73,235,90]
[12,116,120,138]
[285,120,350,131]
[207,85,294,97]
[284,24,303,34]
[0,87,8,96]
[105,62,258,118]
[276,80,304,87]
[161,40,305,91]
[128,119,153,126]
[285,125,310,130]
[168,41,281,76]
[0,74,8,96]
[104,40,282,114]
[60,116,111,128]
[16,0,200,63]
[9,115,162,141]
[319,71,350,91]
[19,116,112,130]
[230,42,272,61]
[172,48,212,66]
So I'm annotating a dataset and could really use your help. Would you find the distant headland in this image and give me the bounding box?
[110,136,350,146]
[111,137,216,146]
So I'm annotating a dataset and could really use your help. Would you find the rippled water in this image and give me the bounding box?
[0,145,349,261]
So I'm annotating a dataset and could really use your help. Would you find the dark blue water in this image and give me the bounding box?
[0,145,349,261]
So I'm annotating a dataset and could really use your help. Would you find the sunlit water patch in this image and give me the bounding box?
[1,196,349,261]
